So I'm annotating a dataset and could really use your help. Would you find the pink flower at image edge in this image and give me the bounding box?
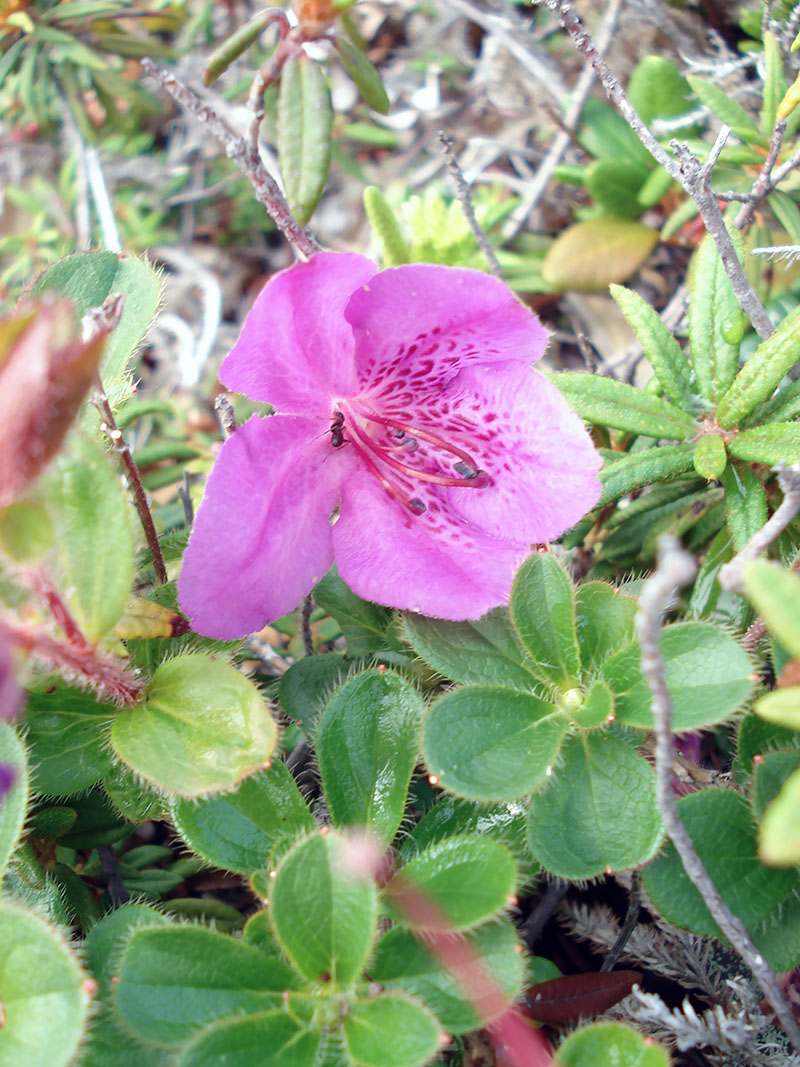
[178,253,602,639]
[0,635,21,801]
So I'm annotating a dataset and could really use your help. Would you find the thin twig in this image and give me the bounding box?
[142,58,320,259]
[438,132,503,278]
[534,0,774,341]
[637,535,800,1054]
[503,0,623,238]
[97,845,130,907]
[601,873,641,973]
[522,879,569,946]
[178,470,194,527]
[301,594,314,656]
[214,395,237,439]
[719,463,800,594]
[735,119,787,230]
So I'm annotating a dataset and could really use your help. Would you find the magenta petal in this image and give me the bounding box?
[345,264,548,396]
[445,364,602,542]
[178,415,343,638]
[221,253,377,413]
[0,637,21,721]
[332,468,528,620]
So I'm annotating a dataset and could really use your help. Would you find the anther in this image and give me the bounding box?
[453,461,478,479]
[408,499,426,514]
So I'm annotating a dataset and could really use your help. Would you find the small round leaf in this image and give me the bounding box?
[175,1012,320,1067]
[554,1021,668,1067]
[342,994,441,1067]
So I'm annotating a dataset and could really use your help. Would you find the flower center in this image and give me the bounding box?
[330,403,490,515]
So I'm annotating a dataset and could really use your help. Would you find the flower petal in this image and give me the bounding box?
[345,264,548,403]
[178,415,344,638]
[221,253,376,412]
[333,467,528,620]
[444,363,602,541]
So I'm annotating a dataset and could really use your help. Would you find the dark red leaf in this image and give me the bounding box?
[520,970,641,1024]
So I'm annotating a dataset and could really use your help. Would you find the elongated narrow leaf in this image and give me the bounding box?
[716,304,800,428]
[686,75,766,145]
[761,31,786,135]
[334,36,389,113]
[728,421,800,465]
[722,460,768,551]
[277,53,333,224]
[204,9,277,85]
[689,227,743,400]
[598,443,696,505]
[547,372,695,439]
[609,284,692,405]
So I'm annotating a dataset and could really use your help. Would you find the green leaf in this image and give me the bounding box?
[403,608,539,689]
[554,1021,669,1067]
[743,561,800,659]
[751,377,800,425]
[761,31,786,135]
[270,831,377,989]
[748,884,800,971]
[399,796,528,868]
[576,99,653,166]
[542,217,658,292]
[643,789,797,937]
[716,304,800,428]
[686,76,766,145]
[45,432,135,641]
[602,622,754,731]
[277,53,333,224]
[334,37,389,113]
[609,285,692,406]
[0,724,27,881]
[693,434,728,480]
[175,1012,320,1067]
[0,902,91,1067]
[422,686,568,801]
[23,685,113,796]
[584,159,650,219]
[111,654,277,797]
[103,762,163,824]
[752,750,800,821]
[510,553,580,688]
[368,918,524,1033]
[689,227,743,401]
[314,567,392,655]
[571,678,615,729]
[31,252,161,405]
[688,524,732,618]
[56,787,131,849]
[170,760,314,875]
[574,581,638,671]
[115,925,299,1048]
[83,902,171,1003]
[598,443,697,506]
[768,190,800,243]
[722,460,768,551]
[342,994,441,1067]
[386,835,516,932]
[754,686,800,731]
[316,669,422,843]
[547,372,695,440]
[628,55,692,125]
[728,421,800,465]
[363,186,412,266]
[278,653,347,733]
[527,734,663,879]
[203,8,279,85]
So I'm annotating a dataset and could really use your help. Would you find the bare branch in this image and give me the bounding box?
[533,0,774,340]
[142,58,320,259]
[735,119,787,230]
[438,132,503,279]
[637,535,800,1054]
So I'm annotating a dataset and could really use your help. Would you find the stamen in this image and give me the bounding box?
[343,428,428,515]
[453,461,479,479]
[361,410,483,471]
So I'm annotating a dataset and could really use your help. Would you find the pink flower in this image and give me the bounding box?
[178,254,601,639]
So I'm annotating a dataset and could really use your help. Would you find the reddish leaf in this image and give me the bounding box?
[520,971,641,1024]
[0,301,105,507]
